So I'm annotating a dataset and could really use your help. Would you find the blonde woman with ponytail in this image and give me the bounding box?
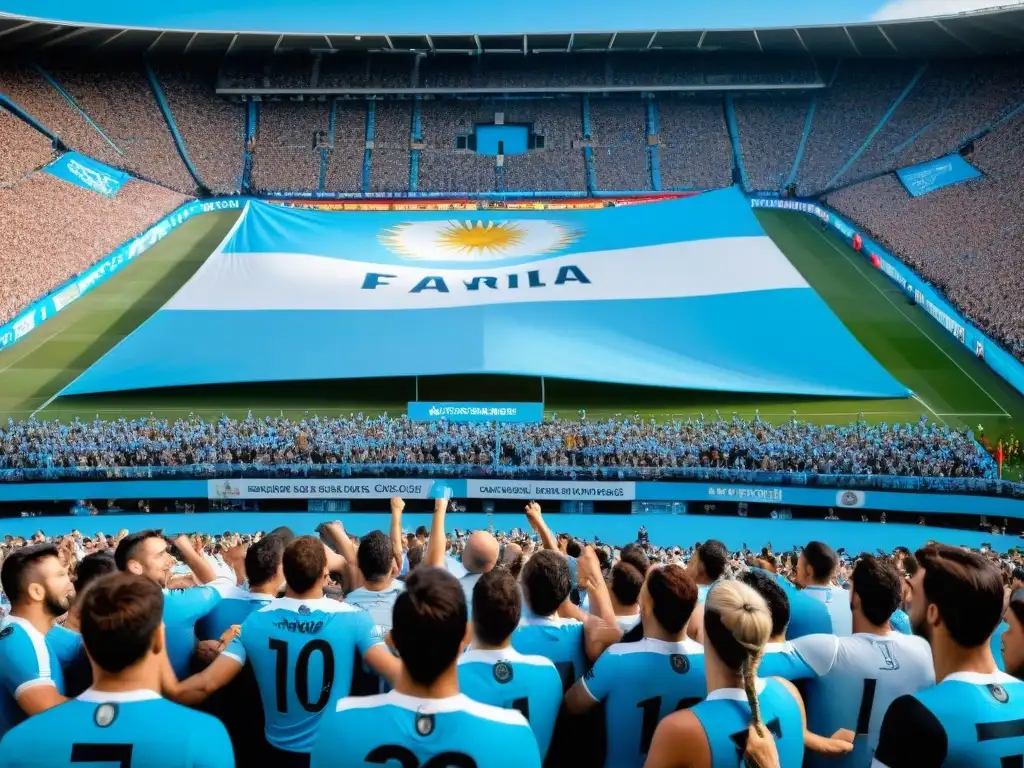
[644,581,849,768]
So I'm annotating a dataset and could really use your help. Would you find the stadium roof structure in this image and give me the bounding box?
[1,7,1024,57]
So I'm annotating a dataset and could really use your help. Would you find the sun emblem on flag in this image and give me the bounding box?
[379,219,582,262]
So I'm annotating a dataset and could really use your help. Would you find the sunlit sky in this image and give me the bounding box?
[0,0,1021,33]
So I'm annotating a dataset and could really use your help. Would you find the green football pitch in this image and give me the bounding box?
[0,206,1021,451]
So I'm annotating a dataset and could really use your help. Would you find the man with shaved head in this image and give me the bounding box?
[424,498,498,615]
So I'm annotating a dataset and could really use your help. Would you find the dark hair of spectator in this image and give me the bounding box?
[246,535,285,588]
[739,570,791,638]
[802,541,838,582]
[392,568,467,685]
[698,540,729,581]
[521,550,571,616]
[610,562,644,608]
[357,530,394,582]
[266,526,296,545]
[282,536,327,594]
[915,545,1005,647]
[74,551,118,595]
[646,564,698,635]
[619,543,651,575]
[472,569,522,647]
[851,554,902,626]
[80,573,164,673]
[566,540,582,559]
[0,543,60,605]
[114,530,164,572]
[406,544,424,573]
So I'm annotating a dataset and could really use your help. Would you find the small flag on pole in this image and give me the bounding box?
[997,440,1004,480]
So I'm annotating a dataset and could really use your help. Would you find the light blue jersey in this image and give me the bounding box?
[310,691,541,768]
[458,647,562,760]
[223,596,381,754]
[162,578,235,678]
[0,689,234,768]
[581,637,707,768]
[46,624,84,667]
[0,617,65,739]
[195,583,274,642]
[758,642,815,681]
[511,615,586,693]
[793,632,934,768]
[773,579,834,639]
[873,671,1024,768]
[691,679,804,768]
[801,585,853,636]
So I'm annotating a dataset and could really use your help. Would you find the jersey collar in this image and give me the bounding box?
[943,670,1019,686]
[705,679,767,701]
[78,688,162,703]
[3,615,45,639]
[461,647,523,664]
[763,641,793,654]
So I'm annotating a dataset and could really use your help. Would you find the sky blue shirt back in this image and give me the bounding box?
[0,689,234,768]
[691,679,804,768]
[458,647,562,760]
[224,596,381,754]
[162,578,235,678]
[511,616,586,693]
[310,692,541,768]
[581,637,708,768]
[0,617,65,740]
[195,583,274,642]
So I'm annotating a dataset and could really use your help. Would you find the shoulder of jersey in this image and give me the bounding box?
[605,638,705,657]
[334,692,531,728]
[458,648,556,669]
[257,597,359,614]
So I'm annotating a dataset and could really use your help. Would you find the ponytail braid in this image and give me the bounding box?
[741,649,765,736]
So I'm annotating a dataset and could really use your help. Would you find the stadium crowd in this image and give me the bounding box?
[827,107,1024,364]
[0,413,995,480]
[0,175,187,325]
[0,497,1022,767]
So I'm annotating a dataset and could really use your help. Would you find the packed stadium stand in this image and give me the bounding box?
[250,100,327,193]
[0,174,187,324]
[733,95,812,192]
[43,64,197,194]
[589,97,651,191]
[658,97,733,190]
[323,101,367,194]
[827,107,1024,364]
[418,100,498,193]
[502,99,587,193]
[368,100,412,193]
[0,105,53,185]
[155,64,245,195]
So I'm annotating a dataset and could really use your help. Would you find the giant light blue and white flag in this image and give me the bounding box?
[63,187,909,398]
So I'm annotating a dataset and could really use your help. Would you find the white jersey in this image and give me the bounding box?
[801,585,853,636]
[345,582,406,638]
[792,632,935,768]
